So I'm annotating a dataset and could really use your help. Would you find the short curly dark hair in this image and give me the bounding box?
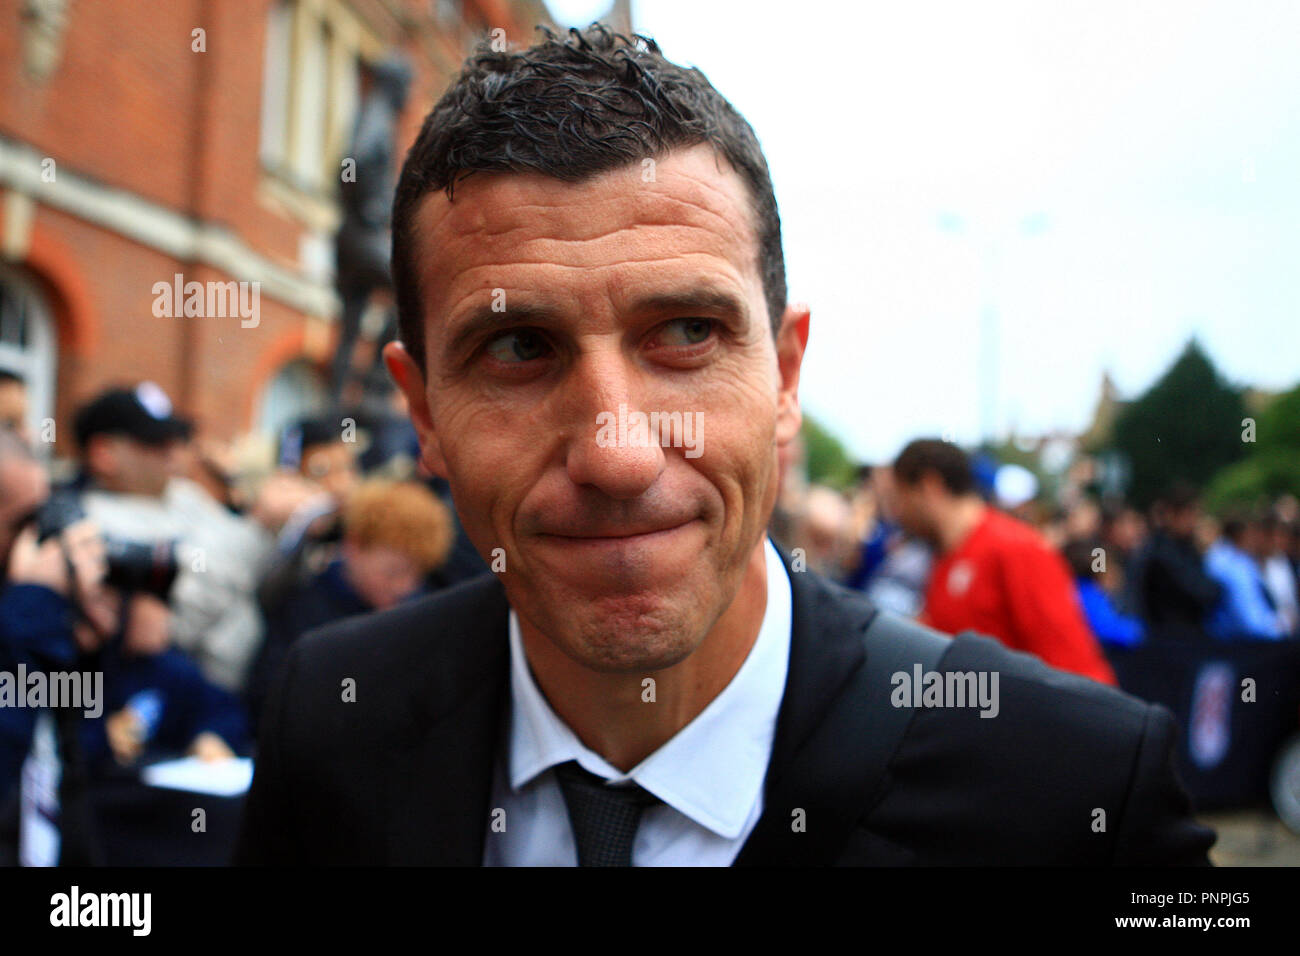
[391,23,787,371]
[893,439,977,496]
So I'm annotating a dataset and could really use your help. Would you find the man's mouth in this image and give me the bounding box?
[540,519,695,542]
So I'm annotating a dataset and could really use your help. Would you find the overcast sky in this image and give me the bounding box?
[542,0,1300,462]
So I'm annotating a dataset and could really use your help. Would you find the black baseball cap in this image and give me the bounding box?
[278,416,346,468]
[74,382,194,449]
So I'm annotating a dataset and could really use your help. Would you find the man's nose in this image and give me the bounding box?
[560,358,666,501]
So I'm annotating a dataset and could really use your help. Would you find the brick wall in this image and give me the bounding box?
[0,0,546,450]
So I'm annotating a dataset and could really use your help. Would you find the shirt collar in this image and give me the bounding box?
[504,536,793,839]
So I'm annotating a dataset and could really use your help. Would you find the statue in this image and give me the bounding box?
[330,54,413,411]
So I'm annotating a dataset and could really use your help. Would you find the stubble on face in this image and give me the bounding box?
[404,145,788,674]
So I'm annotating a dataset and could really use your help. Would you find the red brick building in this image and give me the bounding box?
[0,0,568,458]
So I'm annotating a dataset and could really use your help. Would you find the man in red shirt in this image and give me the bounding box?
[890,439,1116,685]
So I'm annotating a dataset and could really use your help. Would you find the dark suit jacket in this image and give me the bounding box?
[235,548,1214,865]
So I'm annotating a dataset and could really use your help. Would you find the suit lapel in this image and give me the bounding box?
[733,549,882,865]
[382,575,511,865]
[373,551,888,865]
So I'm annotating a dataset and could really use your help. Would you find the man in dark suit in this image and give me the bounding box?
[236,25,1213,866]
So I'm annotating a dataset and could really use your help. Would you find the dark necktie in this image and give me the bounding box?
[552,760,661,867]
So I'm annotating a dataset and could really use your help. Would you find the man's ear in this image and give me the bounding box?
[383,340,450,478]
[919,470,946,501]
[773,303,811,448]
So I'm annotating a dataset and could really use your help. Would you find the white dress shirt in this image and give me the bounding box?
[483,537,792,866]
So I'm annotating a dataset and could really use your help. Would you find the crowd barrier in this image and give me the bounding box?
[1107,638,1300,811]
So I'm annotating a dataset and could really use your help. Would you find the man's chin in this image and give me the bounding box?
[567,637,698,675]
[519,585,709,674]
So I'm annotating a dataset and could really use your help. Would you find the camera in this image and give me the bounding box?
[32,492,180,602]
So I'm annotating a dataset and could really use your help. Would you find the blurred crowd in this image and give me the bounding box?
[1,372,489,852]
[2,366,1299,859]
[772,436,1300,685]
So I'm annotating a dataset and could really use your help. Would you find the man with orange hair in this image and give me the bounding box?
[247,480,453,725]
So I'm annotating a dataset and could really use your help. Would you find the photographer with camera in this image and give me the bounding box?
[1,427,119,863]
[28,492,250,769]
[3,420,250,863]
[70,383,315,696]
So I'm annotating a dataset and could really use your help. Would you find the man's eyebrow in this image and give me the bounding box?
[442,302,566,360]
[627,288,749,319]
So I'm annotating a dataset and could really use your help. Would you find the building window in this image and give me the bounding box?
[0,264,57,444]
[259,0,293,172]
[259,0,369,198]
[257,358,326,441]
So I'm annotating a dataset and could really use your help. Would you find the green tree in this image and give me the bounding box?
[1205,382,1300,509]
[1110,338,1247,509]
[802,415,857,491]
